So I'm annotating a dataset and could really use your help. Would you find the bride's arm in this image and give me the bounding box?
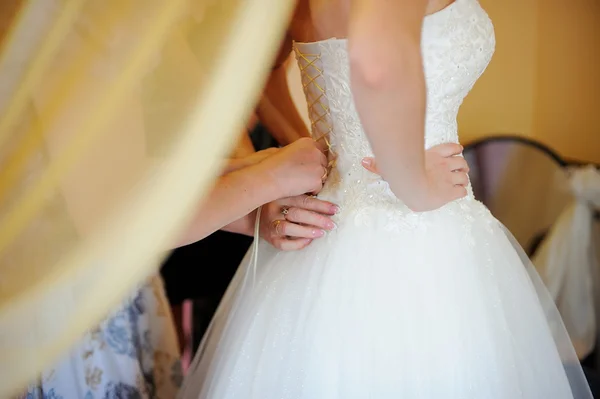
[221,118,278,174]
[256,93,306,146]
[348,0,465,211]
[257,34,310,145]
[348,0,427,204]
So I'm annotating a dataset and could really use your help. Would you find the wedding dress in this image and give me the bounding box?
[179,0,592,397]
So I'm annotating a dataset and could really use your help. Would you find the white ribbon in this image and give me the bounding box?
[533,165,600,359]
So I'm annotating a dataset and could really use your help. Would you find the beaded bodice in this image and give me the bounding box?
[293,0,495,221]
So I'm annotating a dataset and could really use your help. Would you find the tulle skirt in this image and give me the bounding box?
[179,198,592,398]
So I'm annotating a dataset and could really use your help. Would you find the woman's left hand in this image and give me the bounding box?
[260,194,339,251]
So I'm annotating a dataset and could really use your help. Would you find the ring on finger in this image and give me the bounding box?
[272,219,284,235]
[281,206,289,216]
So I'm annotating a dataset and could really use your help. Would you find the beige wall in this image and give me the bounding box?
[458,0,539,144]
[531,0,600,163]
[288,0,600,163]
[461,0,600,163]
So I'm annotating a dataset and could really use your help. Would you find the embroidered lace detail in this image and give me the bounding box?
[293,0,495,232]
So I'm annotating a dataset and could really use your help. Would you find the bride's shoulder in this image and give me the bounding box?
[288,0,350,43]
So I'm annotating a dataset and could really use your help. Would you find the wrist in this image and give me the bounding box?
[223,158,245,174]
[389,169,428,204]
[223,212,256,236]
[247,161,285,203]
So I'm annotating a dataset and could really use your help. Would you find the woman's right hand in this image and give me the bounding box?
[361,143,469,212]
[411,164,468,212]
[412,143,469,211]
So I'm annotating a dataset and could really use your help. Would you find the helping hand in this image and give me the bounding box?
[259,137,329,198]
[240,147,279,166]
[260,195,339,251]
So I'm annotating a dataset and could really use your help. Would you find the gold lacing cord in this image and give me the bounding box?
[294,48,337,172]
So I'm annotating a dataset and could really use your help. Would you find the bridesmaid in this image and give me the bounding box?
[21,125,330,399]
[23,277,182,399]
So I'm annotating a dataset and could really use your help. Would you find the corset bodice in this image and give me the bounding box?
[293,0,495,216]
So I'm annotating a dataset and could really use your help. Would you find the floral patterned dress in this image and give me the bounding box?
[21,276,182,399]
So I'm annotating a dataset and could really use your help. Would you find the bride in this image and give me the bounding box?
[180,0,592,397]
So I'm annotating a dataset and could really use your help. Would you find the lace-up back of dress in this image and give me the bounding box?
[293,0,495,212]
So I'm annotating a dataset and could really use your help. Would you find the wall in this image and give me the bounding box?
[531,0,600,163]
[461,0,600,163]
[457,0,539,144]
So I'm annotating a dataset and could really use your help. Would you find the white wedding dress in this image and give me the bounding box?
[180,0,592,397]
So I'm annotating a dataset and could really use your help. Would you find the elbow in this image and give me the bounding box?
[348,36,421,89]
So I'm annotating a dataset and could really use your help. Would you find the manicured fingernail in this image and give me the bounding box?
[361,158,372,167]
[326,221,337,230]
[331,205,341,214]
[313,229,325,237]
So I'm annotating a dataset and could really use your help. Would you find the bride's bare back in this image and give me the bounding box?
[288,0,456,43]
